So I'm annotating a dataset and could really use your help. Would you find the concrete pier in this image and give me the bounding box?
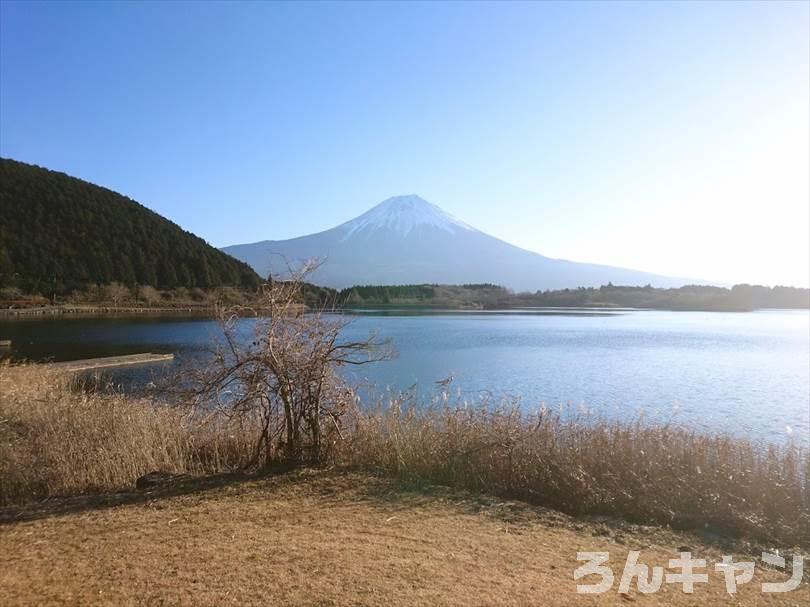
[50,353,174,372]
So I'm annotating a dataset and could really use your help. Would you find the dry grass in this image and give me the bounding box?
[346,396,810,549]
[0,470,806,606]
[0,364,258,505]
[2,363,808,553]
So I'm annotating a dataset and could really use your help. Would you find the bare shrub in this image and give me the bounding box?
[139,285,162,305]
[185,263,392,467]
[0,287,22,301]
[188,287,209,302]
[103,282,131,306]
[172,287,190,303]
[213,286,247,306]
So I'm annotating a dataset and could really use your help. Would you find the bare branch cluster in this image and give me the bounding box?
[185,261,393,466]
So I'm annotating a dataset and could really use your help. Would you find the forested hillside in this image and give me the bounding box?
[0,159,260,294]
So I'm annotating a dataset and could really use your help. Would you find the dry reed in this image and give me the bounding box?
[2,364,807,549]
[345,393,810,548]
[0,364,258,504]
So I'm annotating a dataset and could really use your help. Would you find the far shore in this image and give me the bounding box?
[0,303,217,318]
[2,302,809,320]
[2,281,808,318]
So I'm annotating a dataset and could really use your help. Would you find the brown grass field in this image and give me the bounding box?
[1,469,808,606]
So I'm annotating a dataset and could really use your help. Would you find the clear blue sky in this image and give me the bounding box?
[1,1,808,286]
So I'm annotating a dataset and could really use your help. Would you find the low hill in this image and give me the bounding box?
[0,158,260,294]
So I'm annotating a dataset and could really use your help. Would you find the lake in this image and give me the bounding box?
[1,308,808,445]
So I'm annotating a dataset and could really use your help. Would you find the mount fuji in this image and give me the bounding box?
[222,195,688,291]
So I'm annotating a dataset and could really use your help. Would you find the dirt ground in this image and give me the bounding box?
[0,469,807,606]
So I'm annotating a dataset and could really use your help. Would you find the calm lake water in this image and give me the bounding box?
[1,309,808,445]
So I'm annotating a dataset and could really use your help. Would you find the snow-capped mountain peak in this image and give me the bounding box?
[222,194,687,291]
[339,195,475,239]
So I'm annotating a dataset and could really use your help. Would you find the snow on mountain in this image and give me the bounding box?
[222,195,691,291]
[338,195,474,239]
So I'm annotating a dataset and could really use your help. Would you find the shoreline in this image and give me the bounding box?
[0,304,216,318]
[2,302,809,319]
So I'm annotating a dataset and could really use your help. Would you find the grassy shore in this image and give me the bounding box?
[347,397,810,548]
[1,364,807,549]
[0,365,259,502]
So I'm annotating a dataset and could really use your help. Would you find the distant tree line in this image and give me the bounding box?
[324,282,810,312]
[0,158,261,295]
[520,283,810,311]
[340,284,437,305]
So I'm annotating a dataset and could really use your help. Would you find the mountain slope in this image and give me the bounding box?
[223,195,690,291]
[0,159,260,293]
